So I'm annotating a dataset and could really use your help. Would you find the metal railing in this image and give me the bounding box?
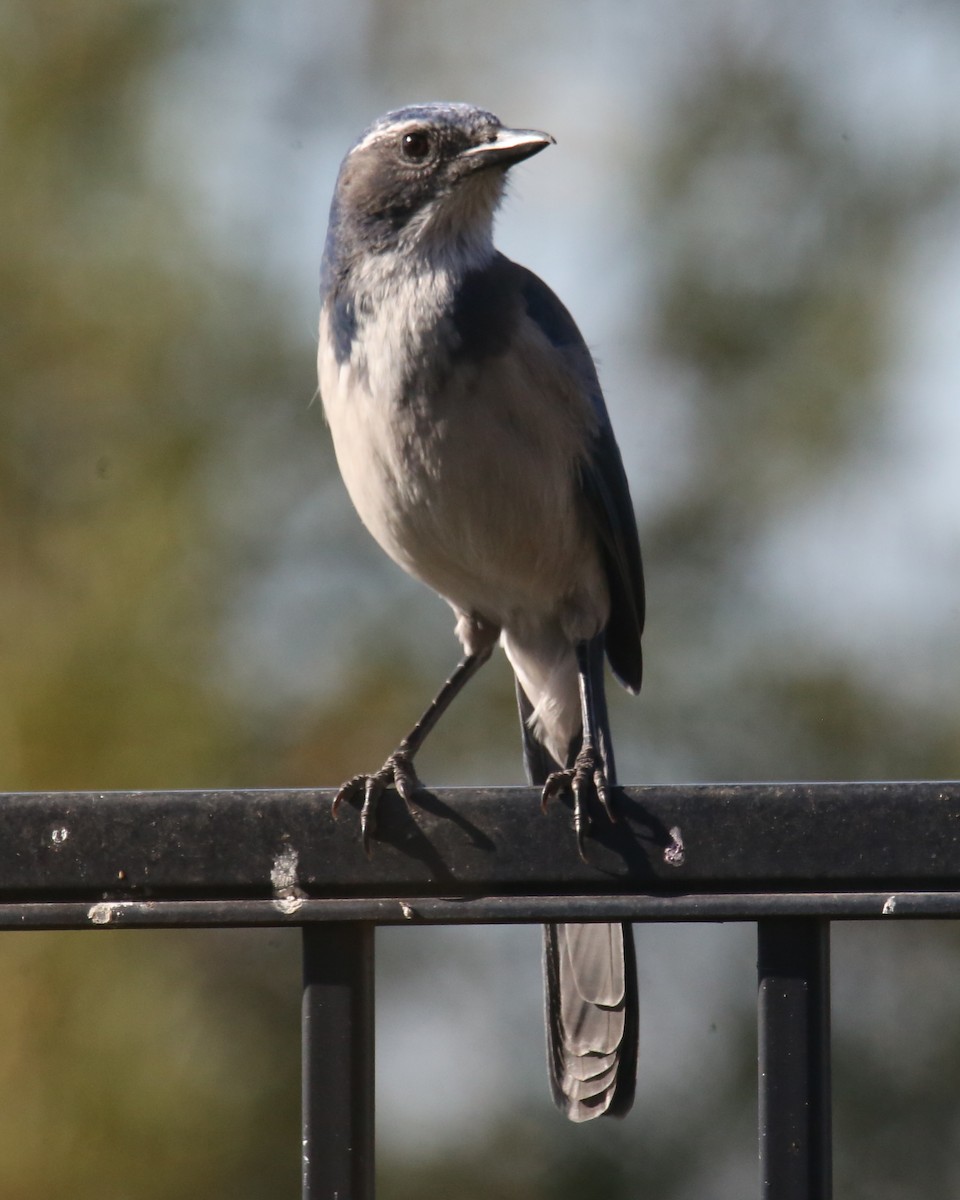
[3,780,959,1199]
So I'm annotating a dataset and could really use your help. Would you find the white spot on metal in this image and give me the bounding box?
[271,846,306,915]
[663,826,685,867]
[87,900,138,925]
[882,895,897,915]
[400,902,415,920]
[87,902,116,925]
[50,827,69,846]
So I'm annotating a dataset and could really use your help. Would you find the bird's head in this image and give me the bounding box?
[323,103,554,279]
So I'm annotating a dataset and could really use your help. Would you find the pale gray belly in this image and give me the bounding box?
[320,317,608,631]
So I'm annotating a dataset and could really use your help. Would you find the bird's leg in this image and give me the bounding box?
[333,646,493,853]
[541,637,617,861]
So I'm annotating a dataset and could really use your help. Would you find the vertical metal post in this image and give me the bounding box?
[302,923,375,1200]
[757,917,832,1200]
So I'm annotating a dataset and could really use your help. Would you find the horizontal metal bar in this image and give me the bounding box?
[0,890,959,930]
[0,782,957,909]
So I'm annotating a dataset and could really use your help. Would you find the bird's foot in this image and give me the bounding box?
[331,747,421,855]
[541,745,615,862]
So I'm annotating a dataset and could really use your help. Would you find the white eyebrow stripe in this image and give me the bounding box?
[350,120,425,156]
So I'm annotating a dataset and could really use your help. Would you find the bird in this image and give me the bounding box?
[317,102,644,1121]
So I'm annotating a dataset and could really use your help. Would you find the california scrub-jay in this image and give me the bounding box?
[318,103,644,1121]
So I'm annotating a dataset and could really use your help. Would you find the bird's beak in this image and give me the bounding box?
[460,126,555,170]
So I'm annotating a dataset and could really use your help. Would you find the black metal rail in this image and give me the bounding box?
[2,781,959,1199]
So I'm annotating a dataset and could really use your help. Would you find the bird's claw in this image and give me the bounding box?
[541,746,615,862]
[331,748,421,855]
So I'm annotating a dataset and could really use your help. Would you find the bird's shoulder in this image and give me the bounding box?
[451,253,598,378]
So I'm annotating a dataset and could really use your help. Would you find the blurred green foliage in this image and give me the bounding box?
[637,54,960,785]
[1,5,306,1196]
[1,1,959,1198]
[4,0,259,791]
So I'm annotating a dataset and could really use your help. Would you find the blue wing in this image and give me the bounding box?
[516,262,645,693]
[450,253,645,691]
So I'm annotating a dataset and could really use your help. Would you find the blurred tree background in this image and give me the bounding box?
[1,1,959,1197]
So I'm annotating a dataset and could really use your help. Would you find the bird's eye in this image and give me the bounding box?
[400,129,433,162]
